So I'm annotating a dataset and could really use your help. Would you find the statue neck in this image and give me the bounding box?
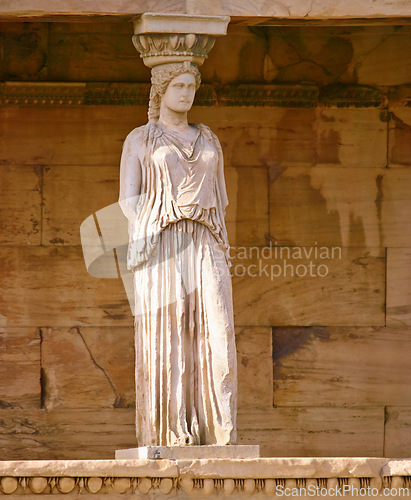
[158,106,191,134]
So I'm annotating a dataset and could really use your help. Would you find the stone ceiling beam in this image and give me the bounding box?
[0,0,410,22]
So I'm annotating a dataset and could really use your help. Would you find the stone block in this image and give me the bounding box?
[0,409,136,460]
[384,407,411,458]
[389,109,411,167]
[43,165,119,246]
[42,164,268,247]
[177,457,389,479]
[41,327,134,409]
[0,246,385,328]
[0,327,40,409]
[0,105,387,171]
[0,246,132,327]
[0,106,146,166]
[236,327,273,409]
[387,248,411,327]
[315,109,387,169]
[0,165,41,245]
[202,26,266,84]
[355,26,411,86]
[0,458,178,477]
[269,167,380,247]
[115,445,260,460]
[193,107,387,174]
[273,327,411,407]
[269,167,411,247]
[0,23,48,81]
[381,167,411,247]
[238,407,384,457]
[382,458,411,477]
[48,23,151,83]
[40,326,271,411]
[264,27,355,86]
[192,107,317,169]
[232,247,385,327]
[0,407,383,460]
[186,0,411,19]
[0,0,410,19]
[225,166,269,246]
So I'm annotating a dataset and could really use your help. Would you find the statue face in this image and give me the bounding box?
[161,72,196,114]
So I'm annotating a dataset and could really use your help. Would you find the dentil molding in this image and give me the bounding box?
[0,82,396,108]
[0,458,411,496]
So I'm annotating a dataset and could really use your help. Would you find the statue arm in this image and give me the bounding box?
[119,129,143,224]
[214,133,229,211]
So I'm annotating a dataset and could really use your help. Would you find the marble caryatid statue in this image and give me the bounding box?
[118,15,237,447]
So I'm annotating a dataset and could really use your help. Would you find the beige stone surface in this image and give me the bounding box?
[187,0,411,18]
[382,459,411,477]
[41,326,134,409]
[134,12,230,35]
[43,165,119,246]
[0,246,384,327]
[0,457,394,478]
[382,168,411,247]
[0,327,40,408]
[355,27,411,86]
[237,407,384,457]
[263,26,410,87]
[0,23,48,81]
[0,107,145,166]
[0,166,41,245]
[387,248,411,327]
[1,0,410,18]
[232,247,385,327]
[0,106,389,170]
[270,167,411,248]
[0,0,187,18]
[269,167,382,247]
[236,327,273,409]
[384,407,411,458]
[225,166,269,246]
[208,25,410,86]
[0,407,383,460]
[314,109,387,169]
[389,108,411,167]
[196,107,316,168]
[273,327,411,407]
[177,457,389,479]
[1,24,410,87]
[201,27,267,85]
[39,326,270,410]
[0,246,132,327]
[42,164,267,247]
[48,23,150,83]
[116,445,259,460]
[0,459,178,477]
[194,108,386,170]
[0,409,136,460]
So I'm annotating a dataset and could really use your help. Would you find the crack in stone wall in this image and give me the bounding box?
[71,327,127,408]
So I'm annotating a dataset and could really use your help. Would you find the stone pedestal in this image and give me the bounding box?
[115,445,260,460]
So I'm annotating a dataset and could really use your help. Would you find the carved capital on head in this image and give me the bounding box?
[132,13,230,68]
[132,33,216,68]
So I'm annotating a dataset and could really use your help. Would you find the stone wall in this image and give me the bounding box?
[0,22,411,459]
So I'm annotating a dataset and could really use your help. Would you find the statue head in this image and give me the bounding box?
[148,61,201,121]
